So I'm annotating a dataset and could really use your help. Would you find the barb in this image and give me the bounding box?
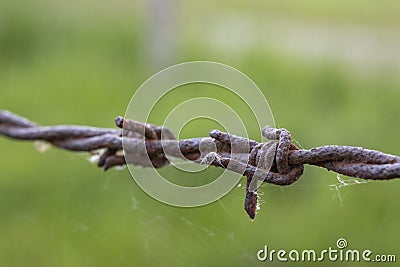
[1,110,399,219]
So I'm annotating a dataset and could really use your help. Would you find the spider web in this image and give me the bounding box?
[39,134,373,266]
[329,173,369,205]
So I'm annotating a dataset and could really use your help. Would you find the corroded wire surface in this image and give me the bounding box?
[1,110,399,219]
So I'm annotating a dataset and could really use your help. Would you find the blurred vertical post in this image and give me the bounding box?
[146,0,177,71]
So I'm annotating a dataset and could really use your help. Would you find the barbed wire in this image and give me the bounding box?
[1,110,399,219]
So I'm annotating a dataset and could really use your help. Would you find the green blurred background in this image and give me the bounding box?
[1,0,399,266]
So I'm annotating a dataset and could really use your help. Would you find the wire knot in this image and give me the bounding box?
[242,126,304,219]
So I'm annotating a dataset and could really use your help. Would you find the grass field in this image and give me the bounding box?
[1,1,399,266]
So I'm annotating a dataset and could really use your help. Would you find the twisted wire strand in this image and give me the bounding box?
[1,110,400,219]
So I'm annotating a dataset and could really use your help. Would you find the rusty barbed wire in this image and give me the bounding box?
[1,110,400,219]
